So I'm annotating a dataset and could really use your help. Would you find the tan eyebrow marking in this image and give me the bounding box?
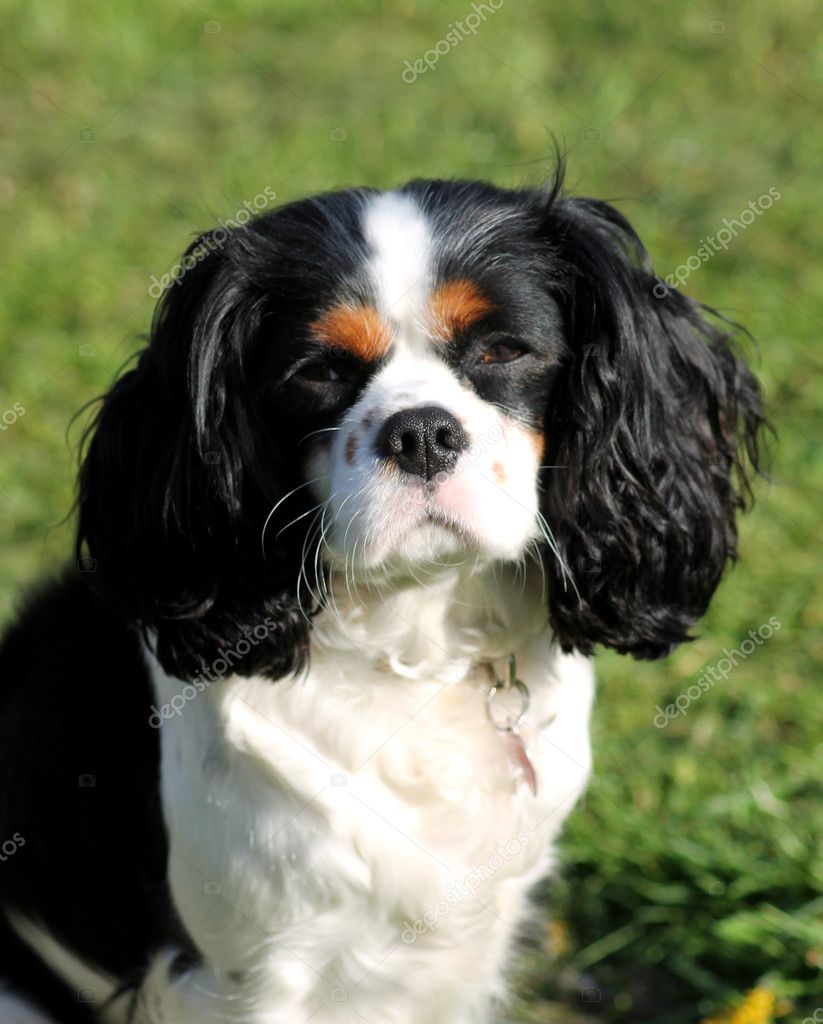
[309,304,392,362]
[429,279,494,341]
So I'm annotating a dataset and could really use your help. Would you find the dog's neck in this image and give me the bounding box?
[312,558,548,684]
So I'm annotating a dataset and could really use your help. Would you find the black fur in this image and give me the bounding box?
[0,573,194,1021]
[77,191,378,681]
[538,193,764,658]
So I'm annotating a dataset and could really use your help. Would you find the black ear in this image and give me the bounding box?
[77,229,313,680]
[539,195,766,660]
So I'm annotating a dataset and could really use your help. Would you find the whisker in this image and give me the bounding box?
[351,531,367,605]
[295,508,325,624]
[275,499,329,540]
[527,537,549,603]
[298,426,342,446]
[315,501,335,612]
[342,508,364,603]
[474,463,578,602]
[320,506,347,622]
[534,507,579,601]
[260,476,324,560]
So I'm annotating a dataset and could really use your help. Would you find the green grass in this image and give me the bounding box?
[1,1,821,1020]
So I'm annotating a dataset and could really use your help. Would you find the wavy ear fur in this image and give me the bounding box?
[77,230,314,680]
[540,195,766,659]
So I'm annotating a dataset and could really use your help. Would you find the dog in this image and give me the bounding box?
[0,166,764,1024]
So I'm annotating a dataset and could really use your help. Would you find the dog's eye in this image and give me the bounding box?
[296,361,343,383]
[479,341,527,365]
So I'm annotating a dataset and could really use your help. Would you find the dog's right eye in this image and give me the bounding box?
[296,361,342,383]
[291,355,365,392]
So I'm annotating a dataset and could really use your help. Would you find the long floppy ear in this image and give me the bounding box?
[77,230,314,680]
[540,195,766,660]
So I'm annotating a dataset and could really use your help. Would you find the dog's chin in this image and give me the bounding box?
[388,514,475,563]
[326,502,526,580]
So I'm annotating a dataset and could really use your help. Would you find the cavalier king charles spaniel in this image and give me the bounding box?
[0,166,764,1024]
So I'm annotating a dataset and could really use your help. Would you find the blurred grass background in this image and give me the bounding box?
[1,1,821,1021]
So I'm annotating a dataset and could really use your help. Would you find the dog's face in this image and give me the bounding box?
[269,192,564,571]
[77,175,764,678]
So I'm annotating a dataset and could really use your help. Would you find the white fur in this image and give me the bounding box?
[362,191,432,325]
[137,563,594,1024]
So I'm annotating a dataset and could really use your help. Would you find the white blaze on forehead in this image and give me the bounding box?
[362,192,431,327]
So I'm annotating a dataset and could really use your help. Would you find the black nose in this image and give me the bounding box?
[376,405,469,481]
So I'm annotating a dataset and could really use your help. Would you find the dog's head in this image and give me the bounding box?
[77,171,765,678]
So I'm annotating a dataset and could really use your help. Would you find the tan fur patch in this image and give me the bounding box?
[310,304,391,362]
[491,461,507,485]
[429,280,493,340]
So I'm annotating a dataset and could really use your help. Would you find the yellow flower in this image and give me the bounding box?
[545,919,571,957]
[700,987,776,1024]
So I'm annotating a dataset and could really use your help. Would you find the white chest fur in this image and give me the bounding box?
[144,568,594,1024]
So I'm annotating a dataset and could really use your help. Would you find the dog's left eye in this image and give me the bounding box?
[479,341,527,365]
